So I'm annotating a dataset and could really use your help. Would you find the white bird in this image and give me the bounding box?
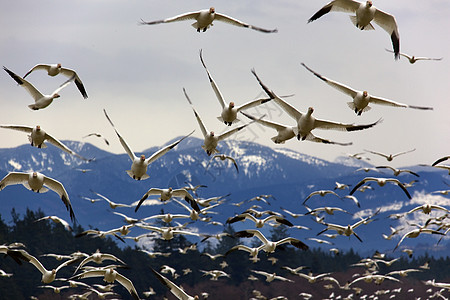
[394,228,445,251]
[151,268,199,300]
[251,270,294,283]
[174,199,220,221]
[206,154,239,173]
[0,124,91,161]
[406,204,449,215]
[303,190,341,205]
[104,108,193,180]
[385,49,443,64]
[0,269,13,277]
[90,191,132,209]
[0,171,75,222]
[183,88,253,155]
[225,244,261,257]
[199,49,273,126]
[137,224,200,241]
[142,213,191,224]
[139,7,277,33]
[112,212,141,224]
[226,213,293,228]
[305,206,352,216]
[307,0,400,59]
[72,267,139,300]
[23,63,88,99]
[83,133,109,146]
[387,269,421,278]
[296,272,332,283]
[375,165,419,177]
[241,111,352,146]
[135,187,199,212]
[3,66,73,110]
[34,215,73,231]
[252,69,381,140]
[301,63,433,115]
[235,229,309,253]
[350,177,412,199]
[73,249,126,274]
[342,195,361,207]
[364,148,416,162]
[349,274,400,286]
[12,249,78,283]
[38,285,70,294]
[200,269,230,281]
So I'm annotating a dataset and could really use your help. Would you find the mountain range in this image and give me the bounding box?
[0,137,448,257]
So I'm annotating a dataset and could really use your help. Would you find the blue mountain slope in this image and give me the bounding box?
[0,137,448,257]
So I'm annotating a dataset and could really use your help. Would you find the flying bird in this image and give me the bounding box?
[183,88,254,155]
[34,216,73,231]
[307,0,400,59]
[72,267,140,300]
[151,268,199,300]
[303,190,341,205]
[394,228,444,251]
[385,49,443,64]
[104,108,193,180]
[83,133,110,146]
[3,66,73,110]
[0,124,91,161]
[241,111,352,146]
[199,50,274,126]
[23,63,88,98]
[73,249,126,274]
[0,171,75,222]
[88,190,132,209]
[252,69,381,140]
[226,213,293,228]
[135,187,199,212]
[301,63,433,115]
[235,229,308,253]
[206,154,239,173]
[139,7,277,33]
[350,177,412,199]
[375,166,420,177]
[364,148,416,161]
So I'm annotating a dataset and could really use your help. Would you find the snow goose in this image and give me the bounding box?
[139,7,277,33]
[73,249,126,275]
[307,0,400,59]
[281,266,310,275]
[34,215,73,231]
[349,274,400,286]
[393,228,444,251]
[112,212,141,224]
[252,69,381,140]
[241,111,352,146]
[387,269,421,278]
[173,199,220,221]
[301,63,433,115]
[235,229,309,253]
[142,213,191,224]
[137,224,200,241]
[201,253,224,261]
[226,212,293,228]
[406,204,449,215]
[12,249,78,283]
[199,50,273,126]
[183,88,254,155]
[3,66,73,110]
[0,171,75,222]
[317,210,379,242]
[75,229,126,243]
[225,245,261,257]
[23,63,88,99]
[104,109,193,180]
[306,237,334,245]
[251,270,294,283]
[0,269,13,277]
[151,268,199,300]
[38,285,70,294]
[72,267,139,300]
[206,154,239,173]
[296,272,332,283]
[89,190,132,209]
[83,133,110,146]
[385,49,443,64]
[305,206,352,216]
[303,190,341,205]
[135,187,199,212]
[375,165,419,177]
[200,269,230,281]
[350,177,412,199]
[364,148,416,161]
[0,124,91,161]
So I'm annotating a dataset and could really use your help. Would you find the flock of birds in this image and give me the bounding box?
[1,1,449,299]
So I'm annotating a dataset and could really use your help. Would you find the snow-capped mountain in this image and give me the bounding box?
[0,137,448,257]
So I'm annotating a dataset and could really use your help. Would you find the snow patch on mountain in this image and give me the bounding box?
[274,148,328,167]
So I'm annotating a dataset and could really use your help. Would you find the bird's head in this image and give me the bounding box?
[32,172,38,178]
[308,107,314,114]
[210,131,215,137]
[36,125,41,131]
[367,1,373,7]
[229,102,235,108]
[363,91,368,97]
[140,154,146,161]
[209,7,215,14]
[57,63,62,69]
[168,187,173,192]
[53,93,61,99]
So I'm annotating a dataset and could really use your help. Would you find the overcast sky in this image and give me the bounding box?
[1,0,449,168]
